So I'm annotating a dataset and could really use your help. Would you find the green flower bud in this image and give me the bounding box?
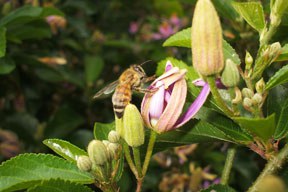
[77,155,92,172]
[256,78,265,94]
[243,97,252,108]
[245,51,253,70]
[87,140,109,165]
[102,140,110,148]
[252,93,263,106]
[258,175,286,192]
[115,116,124,138]
[191,0,224,76]
[123,103,145,147]
[107,143,119,158]
[221,59,240,87]
[269,42,281,59]
[242,88,253,98]
[108,130,120,143]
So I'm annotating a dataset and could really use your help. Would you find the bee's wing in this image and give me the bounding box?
[93,80,119,99]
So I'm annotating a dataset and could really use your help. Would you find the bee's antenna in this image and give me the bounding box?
[140,60,153,66]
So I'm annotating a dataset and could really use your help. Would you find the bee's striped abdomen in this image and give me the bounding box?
[112,84,132,118]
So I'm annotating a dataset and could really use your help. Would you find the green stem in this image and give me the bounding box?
[247,144,288,192]
[207,76,234,117]
[221,148,236,185]
[142,130,157,176]
[133,147,143,178]
[123,142,138,177]
[260,24,278,46]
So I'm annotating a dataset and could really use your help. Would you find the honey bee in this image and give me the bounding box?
[93,62,155,118]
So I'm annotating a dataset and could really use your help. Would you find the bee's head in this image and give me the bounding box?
[131,65,146,79]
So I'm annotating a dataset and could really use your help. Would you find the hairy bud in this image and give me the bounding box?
[122,104,145,147]
[191,0,224,76]
[77,155,92,172]
[252,93,263,106]
[108,130,120,143]
[87,140,109,165]
[242,88,253,98]
[256,78,265,94]
[243,97,253,108]
[221,59,240,87]
[245,51,253,70]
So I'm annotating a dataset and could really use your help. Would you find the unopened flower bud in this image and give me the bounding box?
[102,140,110,148]
[77,155,92,172]
[242,88,253,98]
[245,51,253,70]
[258,175,286,192]
[252,93,263,106]
[243,97,252,108]
[107,143,119,158]
[232,87,242,104]
[256,78,265,94]
[269,42,281,59]
[191,0,224,76]
[122,104,145,147]
[221,59,240,87]
[87,140,109,165]
[108,130,120,143]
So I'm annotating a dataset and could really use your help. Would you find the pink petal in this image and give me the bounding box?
[149,82,165,126]
[174,83,210,128]
[156,78,187,132]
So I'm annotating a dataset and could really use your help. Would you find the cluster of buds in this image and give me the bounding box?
[77,131,121,182]
[242,78,266,113]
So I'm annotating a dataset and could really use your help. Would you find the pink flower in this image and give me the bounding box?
[129,22,139,34]
[141,60,210,133]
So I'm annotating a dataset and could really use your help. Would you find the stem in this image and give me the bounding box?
[221,148,236,185]
[206,76,234,117]
[247,144,288,192]
[142,130,157,176]
[260,24,278,46]
[136,179,143,192]
[133,147,143,178]
[123,142,138,177]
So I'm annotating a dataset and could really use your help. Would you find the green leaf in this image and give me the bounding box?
[266,65,288,90]
[7,22,51,41]
[155,120,236,151]
[0,27,6,58]
[28,179,93,192]
[196,107,253,143]
[233,114,276,141]
[43,139,87,163]
[212,0,238,20]
[232,2,265,32]
[275,44,288,61]
[200,184,236,192]
[163,28,241,65]
[93,122,115,140]
[274,97,288,139]
[44,106,85,138]
[0,6,63,28]
[0,154,93,192]
[0,56,15,74]
[84,55,104,86]
[163,28,191,48]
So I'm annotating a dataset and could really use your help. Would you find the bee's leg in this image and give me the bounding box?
[143,75,156,83]
[133,87,158,93]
